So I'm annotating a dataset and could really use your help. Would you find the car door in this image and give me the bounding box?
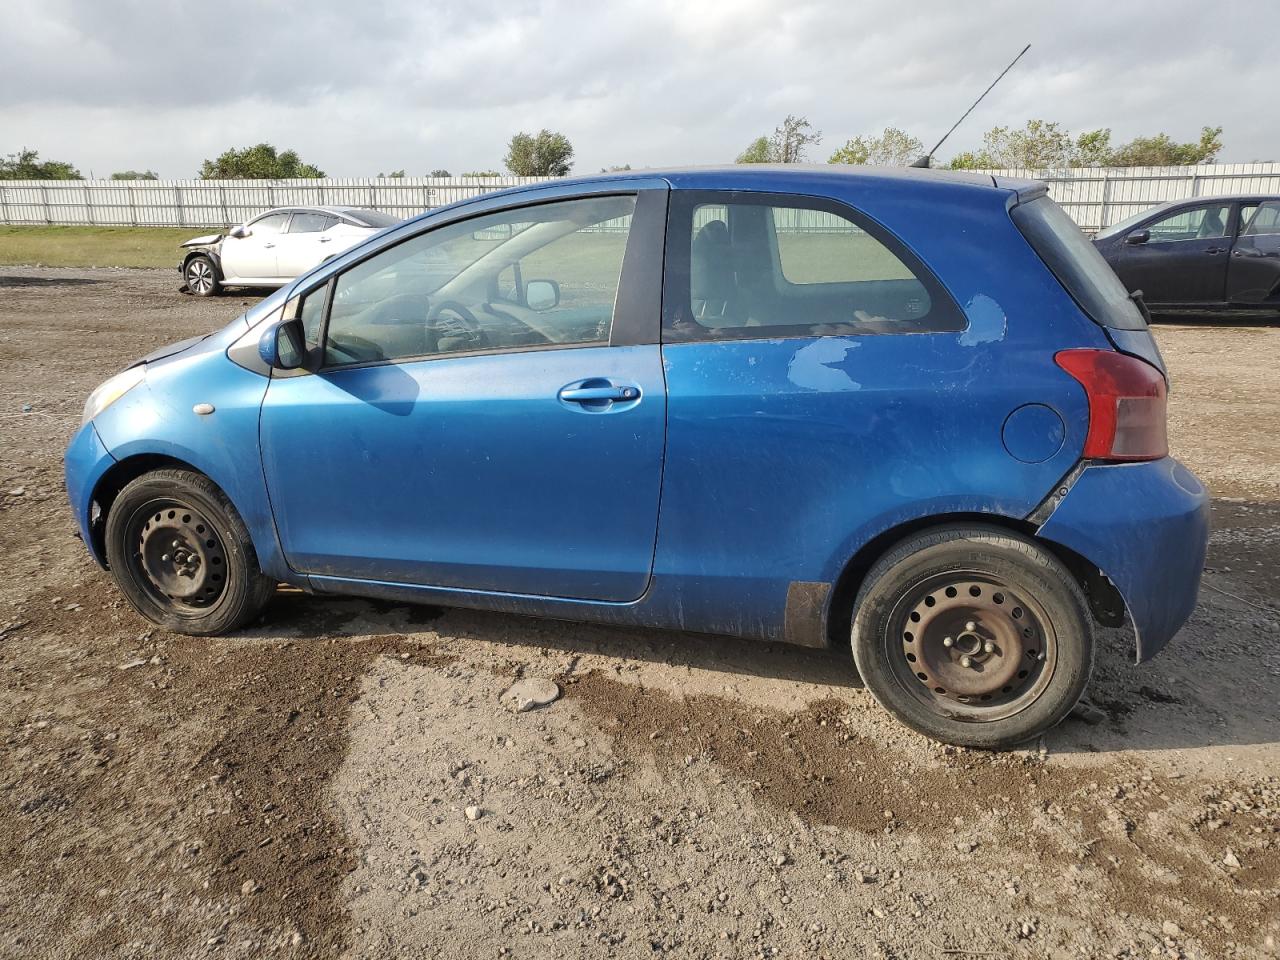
[220,211,290,281]
[259,188,668,601]
[273,210,340,278]
[1226,200,1280,305]
[1115,202,1232,305]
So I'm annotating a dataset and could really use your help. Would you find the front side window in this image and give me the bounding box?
[298,284,328,351]
[323,194,636,366]
[1241,201,1280,236]
[248,212,289,235]
[665,193,962,341]
[1145,204,1230,242]
[289,212,339,233]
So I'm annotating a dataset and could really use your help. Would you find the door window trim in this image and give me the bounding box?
[661,189,966,342]
[280,189,667,374]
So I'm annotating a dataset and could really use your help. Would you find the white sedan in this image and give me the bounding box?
[179,206,402,296]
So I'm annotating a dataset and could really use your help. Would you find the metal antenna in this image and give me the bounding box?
[910,43,1031,168]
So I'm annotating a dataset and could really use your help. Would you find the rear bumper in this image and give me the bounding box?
[1036,457,1208,662]
[64,421,116,567]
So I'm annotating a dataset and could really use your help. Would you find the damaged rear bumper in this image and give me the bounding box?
[1036,457,1209,662]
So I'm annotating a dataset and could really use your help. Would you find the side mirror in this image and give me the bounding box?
[258,318,307,371]
[1125,229,1150,245]
[525,279,560,311]
[229,225,250,239]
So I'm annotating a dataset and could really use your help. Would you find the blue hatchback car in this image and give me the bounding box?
[65,166,1209,748]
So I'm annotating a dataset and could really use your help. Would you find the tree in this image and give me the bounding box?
[948,119,1074,169]
[110,169,158,180]
[379,169,406,178]
[829,127,923,166]
[1072,129,1113,167]
[600,164,632,173]
[947,121,1226,169]
[735,136,773,164]
[199,143,324,179]
[1111,126,1223,166]
[504,130,574,177]
[429,168,452,178]
[461,170,503,178]
[0,148,82,180]
[771,115,821,163]
[737,115,822,164]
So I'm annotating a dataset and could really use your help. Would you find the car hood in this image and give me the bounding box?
[181,233,224,248]
[126,334,210,369]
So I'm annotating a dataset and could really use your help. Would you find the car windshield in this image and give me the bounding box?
[1095,203,1173,240]
[345,209,401,228]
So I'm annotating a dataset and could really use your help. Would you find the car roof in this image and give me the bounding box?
[253,205,384,219]
[1141,194,1280,212]
[539,163,1037,194]
[405,164,1047,229]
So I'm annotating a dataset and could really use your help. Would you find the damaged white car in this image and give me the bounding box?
[179,206,401,296]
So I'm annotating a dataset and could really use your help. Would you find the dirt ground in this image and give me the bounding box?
[0,267,1276,960]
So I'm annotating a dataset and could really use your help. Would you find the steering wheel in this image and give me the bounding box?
[426,300,490,349]
[367,292,430,326]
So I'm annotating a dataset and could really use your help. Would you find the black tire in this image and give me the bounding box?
[104,469,276,636]
[851,524,1094,750]
[184,254,221,297]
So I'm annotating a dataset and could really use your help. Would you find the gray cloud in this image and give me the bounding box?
[2,0,1276,178]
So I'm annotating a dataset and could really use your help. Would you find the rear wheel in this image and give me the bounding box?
[184,254,220,297]
[104,469,275,635]
[851,524,1093,749]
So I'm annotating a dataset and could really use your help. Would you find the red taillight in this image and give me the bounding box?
[1054,349,1168,462]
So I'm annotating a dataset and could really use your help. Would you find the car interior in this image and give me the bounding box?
[321,196,634,367]
[675,201,944,338]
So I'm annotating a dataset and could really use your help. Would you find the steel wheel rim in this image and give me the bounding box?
[889,572,1057,722]
[125,499,228,615]
[187,260,213,294]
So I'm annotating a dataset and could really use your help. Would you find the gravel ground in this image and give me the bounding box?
[0,267,1277,960]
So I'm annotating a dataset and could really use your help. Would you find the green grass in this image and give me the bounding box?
[0,226,196,269]
[776,233,916,283]
[0,225,913,282]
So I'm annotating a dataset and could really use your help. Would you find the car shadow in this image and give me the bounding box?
[240,497,1279,756]
[0,275,104,288]
[1152,313,1280,328]
[250,590,862,691]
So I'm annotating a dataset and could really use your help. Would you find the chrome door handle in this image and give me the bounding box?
[318,236,332,243]
[559,385,639,403]
[264,242,275,249]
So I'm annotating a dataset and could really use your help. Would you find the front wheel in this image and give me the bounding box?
[184,254,221,297]
[851,525,1094,749]
[104,469,276,635]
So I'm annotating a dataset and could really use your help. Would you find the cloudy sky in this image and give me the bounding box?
[2,0,1276,178]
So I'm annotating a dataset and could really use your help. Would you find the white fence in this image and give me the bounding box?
[0,177,551,228]
[1,164,1278,233]
[980,162,1280,233]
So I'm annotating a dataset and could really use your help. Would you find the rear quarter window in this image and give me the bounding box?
[664,192,965,342]
[1012,196,1147,331]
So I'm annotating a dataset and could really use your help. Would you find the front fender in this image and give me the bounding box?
[1036,458,1209,662]
[89,352,288,582]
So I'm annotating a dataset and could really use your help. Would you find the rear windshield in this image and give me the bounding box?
[1012,196,1147,331]
[345,209,401,228]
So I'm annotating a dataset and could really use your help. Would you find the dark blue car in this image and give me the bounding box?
[65,166,1209,748]
[1093,195,1280,319]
